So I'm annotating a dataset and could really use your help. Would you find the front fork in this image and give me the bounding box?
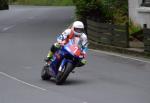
[58,58,73,72]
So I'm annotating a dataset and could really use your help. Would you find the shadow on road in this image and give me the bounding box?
[64,79,89,86]
[41,78,89,86]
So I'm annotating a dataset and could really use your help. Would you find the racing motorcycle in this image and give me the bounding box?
[41,37,85,85]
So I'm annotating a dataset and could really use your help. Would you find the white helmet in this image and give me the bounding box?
[72,21,84,36]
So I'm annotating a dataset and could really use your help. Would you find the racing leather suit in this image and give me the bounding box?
[47,28,88,66]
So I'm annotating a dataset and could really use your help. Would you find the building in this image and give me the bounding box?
[129,0,150,28]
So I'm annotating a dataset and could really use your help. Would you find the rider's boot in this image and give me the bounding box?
[81,59,87,65]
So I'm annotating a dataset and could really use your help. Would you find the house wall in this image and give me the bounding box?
[129,0,150,28]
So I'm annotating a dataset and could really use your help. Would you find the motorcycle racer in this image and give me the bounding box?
[45,21,88,67]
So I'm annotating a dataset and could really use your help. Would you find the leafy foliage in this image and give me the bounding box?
[73,0,128,24]
[129,20,143,41]
[73,0,103,20]
[101,0,128,24]
[9,0,73,6]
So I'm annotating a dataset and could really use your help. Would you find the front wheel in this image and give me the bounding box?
[41,65,51,80]
[56,62,74,85]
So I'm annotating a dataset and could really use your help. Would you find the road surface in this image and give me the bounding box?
[0,5,150,103]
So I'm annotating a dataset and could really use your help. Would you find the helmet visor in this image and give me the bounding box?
[74,28,84,33]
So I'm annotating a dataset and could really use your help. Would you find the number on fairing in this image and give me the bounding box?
[73,46,78,54]
[68,44,81,56]
[69,45,78,54]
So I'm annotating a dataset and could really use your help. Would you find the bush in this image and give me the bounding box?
[129,20,143,41]
[73,0,128,24]
[73,0,103,20]
[101,0,128,24]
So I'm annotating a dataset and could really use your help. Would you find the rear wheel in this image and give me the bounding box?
[41,65,51,80]
[56,62,74,85]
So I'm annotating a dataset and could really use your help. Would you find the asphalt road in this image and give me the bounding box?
[0,5,150,103]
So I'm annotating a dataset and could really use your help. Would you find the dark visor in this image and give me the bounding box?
[74,28,84,33]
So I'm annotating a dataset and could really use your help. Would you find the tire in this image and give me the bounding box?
[41,65,51,80]
[56,62,74,85]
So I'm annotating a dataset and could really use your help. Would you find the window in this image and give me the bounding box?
[141,0,150,7]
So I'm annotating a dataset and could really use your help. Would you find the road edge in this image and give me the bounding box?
[89,40,150,60]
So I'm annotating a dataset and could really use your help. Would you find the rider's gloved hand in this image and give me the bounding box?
[80,52,87,65]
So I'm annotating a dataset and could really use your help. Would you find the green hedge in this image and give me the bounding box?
[73,0,128,24]
[73,0,103,20]
[9,0,73,6]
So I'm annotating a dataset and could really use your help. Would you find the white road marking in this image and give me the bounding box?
[2,25,15,31]
[0,72,47,91]
[89,49,150,64]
